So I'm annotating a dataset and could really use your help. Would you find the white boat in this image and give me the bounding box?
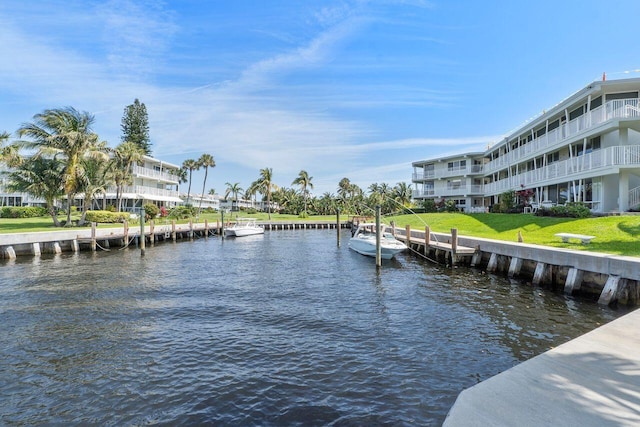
[224,218,265,237]
[348,222,407,259]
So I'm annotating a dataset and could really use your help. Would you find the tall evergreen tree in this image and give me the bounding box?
[121,99,151,155]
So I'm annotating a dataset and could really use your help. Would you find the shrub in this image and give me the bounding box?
[535,202,591,218]
[85,210,129,223]
[422,199,437,213]
[298,211,309,219]
[0,206,48,218]
[143,203,159,221]
[444,199,459,212]
[168,206,195,219]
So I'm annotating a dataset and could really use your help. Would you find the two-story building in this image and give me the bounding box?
[412,77,640,213]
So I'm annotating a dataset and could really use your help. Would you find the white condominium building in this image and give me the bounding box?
[413,77,640,213]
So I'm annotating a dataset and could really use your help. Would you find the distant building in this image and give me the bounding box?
[1,155,183,213]
[412,77,640,213]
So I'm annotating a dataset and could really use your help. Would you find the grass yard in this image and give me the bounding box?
[384,213,640,257]
[1,212,639,257]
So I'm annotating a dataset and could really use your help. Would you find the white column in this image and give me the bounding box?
[619,170,630,212]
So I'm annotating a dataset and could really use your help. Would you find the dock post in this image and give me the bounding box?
[71,239,79,252]
[32,242,41,256]
[124,220,129,246]
[205,219,209,237]
[532,262,549,286]
[91,222,97,252]
[189,220,194,240]
[140,207,146,256]
[375,205,382,269]
[451,228,458,254]
[221,211,225,240]
[4,246,16,259]
[216,219,220,235]
[150,220,155,245]
[172,220,177,241]
[336,209,341,247]
[424,226,430,256]
[405,225,411,247]
[564,268,584,294]
[508,257,523,278]
[598,275,621,306]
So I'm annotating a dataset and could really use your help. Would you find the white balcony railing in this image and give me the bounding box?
[484,98,640,173]
[484,145,640,195]
[132,165,179,183]
[413,184,484,198]
[413,165,484,182]
[109,185,180,199]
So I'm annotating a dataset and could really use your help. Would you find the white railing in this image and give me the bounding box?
[629,186,640,209]
[484,145,640,195]
[413,185,484,198]
[484,98,640,173]
[110,185,180,199]
[413,166,484,181]
[132,165,179,183]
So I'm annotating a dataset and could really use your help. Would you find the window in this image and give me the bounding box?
[547,151,560,164]
[447,160,466,171]
[569,105,584,120]
[535,127,546,138]
[575,136,601,156]
[548,120,560,131]
[606,91,639,101]
[590,96,602,109]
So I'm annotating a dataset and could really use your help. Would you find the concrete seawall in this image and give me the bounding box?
[393,227,640,306]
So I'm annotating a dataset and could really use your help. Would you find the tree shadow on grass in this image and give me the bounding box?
[469,213,575,233]
[618,222,640,238]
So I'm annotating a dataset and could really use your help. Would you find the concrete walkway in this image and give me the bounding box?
[444,308,640,426]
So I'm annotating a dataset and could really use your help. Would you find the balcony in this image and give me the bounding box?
[132,165,179,183]
[413,184,484,198]
[484,145,640,194]
[413,165,484,181]
[484,98,640,173]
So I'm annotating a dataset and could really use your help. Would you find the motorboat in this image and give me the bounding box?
[224,218,265,237]
[348,222,407,259]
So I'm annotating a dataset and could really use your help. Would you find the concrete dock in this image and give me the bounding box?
[444,308,640,426]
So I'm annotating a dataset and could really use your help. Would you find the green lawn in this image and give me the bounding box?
[1,212,639,257]
[385,213,640,256]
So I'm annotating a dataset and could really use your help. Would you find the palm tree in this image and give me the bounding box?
[181,159,199,206]
[337,177,352,213]
[7,157,65,226]
[197,153,216,214]
[292,170,314,214]
[0,131,21,168]
[224,182,244,212]
[254,167,276,220]
[78,147,112,224]
[393,182,413,208]
[17,107,109,226]
[109,141,144,212]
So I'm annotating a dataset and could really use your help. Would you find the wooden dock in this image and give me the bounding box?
[389,225,476,265]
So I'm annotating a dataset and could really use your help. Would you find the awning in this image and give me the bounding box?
[139,194,183,203]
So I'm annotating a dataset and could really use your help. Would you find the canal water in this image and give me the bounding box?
[0,229,626,425]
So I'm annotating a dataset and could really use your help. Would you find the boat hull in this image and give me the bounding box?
[348,236,406,259]
[226,227,264,237]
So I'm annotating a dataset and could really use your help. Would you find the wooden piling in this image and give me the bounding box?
[91,222,97,251]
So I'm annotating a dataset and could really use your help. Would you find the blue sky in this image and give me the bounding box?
[1,0,639,196]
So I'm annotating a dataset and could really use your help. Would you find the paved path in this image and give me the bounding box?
[444,308,640,426]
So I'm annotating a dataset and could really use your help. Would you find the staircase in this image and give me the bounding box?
[629,185,640,211]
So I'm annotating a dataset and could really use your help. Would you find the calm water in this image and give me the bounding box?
[0,229,626,426]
